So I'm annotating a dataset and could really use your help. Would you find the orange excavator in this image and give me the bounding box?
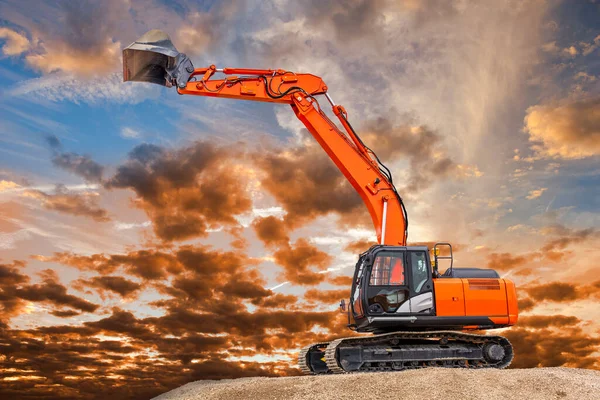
[122,30,519,374]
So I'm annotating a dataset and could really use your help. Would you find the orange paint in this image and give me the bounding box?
[434,279,465,316]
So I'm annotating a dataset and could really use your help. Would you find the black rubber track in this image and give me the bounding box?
[299,331,513,375]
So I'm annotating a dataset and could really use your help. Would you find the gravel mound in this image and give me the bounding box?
[153,367,600,400]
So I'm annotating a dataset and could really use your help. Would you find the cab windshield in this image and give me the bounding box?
[369,252,405,286]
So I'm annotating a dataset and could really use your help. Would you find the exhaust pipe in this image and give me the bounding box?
[122,29,194,88]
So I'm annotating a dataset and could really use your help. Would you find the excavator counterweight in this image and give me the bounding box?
[122,30,518,375]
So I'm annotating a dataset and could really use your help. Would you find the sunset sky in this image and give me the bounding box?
[0,0,599,399]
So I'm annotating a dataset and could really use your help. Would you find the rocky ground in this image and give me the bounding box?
[153,367,600,400]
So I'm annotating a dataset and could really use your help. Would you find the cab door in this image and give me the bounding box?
[365,250,411,314]
[350,257,366,319]
[407,250,434,314]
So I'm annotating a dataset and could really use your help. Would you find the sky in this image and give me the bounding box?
[0,0,599,398]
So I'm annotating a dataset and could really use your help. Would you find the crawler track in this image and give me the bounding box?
[298,342,330,375]
[300,331,513,375]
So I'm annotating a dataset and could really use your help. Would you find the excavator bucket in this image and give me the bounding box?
[122,29,194,88]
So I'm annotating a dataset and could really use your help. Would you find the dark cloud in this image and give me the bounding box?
[81,276,142,298]
[106,141,252,241]
[526,282,579,302]
[506,327,600,369]
[45,133,62,150]
[44,134,105,182]
[301,0,385,41]
[344,238,377,254]
[304,289,349,304]
[487,252,529,271]
[517,297,536,312]
[16,277,99,313]
[52,153,105,182]
[362,119,471,195]
[541,225,600,253]
[51,309,81,318]
[328,275,353,286]
[50,250,182,280]
[254,293,299,308]
[0,261,29,323]
[518,315,581,329]
[112,250,182,280]
[524,281,600,303]
[24,185,110,222]
[253,146,364,226]
[19,0,130,75]
[252,216,289,248]
[1,264,98,324]
[273,239,331,285]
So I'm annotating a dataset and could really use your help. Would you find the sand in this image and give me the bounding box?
[152,367,600,400]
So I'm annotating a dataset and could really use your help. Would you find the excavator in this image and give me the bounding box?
[122,30,519,374]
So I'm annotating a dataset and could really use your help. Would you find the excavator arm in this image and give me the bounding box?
[123,31,408,245]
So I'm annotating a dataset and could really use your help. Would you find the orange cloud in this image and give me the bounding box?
[22,186,110,222]
[106,142,252,241]
[0,27,30,55]
[524,98,600,159]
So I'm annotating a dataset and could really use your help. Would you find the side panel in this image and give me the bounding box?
[505,279,519,325]
[433,279,465,316]
[463,279,508,318]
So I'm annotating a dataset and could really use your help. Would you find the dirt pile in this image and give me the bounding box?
[153,367,600,400]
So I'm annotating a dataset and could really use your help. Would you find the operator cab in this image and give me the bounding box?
[341,243,505,333]
[345,245,435,333]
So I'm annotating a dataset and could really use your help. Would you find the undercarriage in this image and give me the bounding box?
[299,331,513,374]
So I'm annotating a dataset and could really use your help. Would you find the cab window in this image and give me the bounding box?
[369,252,405,286]
[410,251,429,293]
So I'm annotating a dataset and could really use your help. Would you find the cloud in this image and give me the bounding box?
[517,297,535,312]
[328,275,353,286]
[22,185,109,222]
[487,252,529,271]
[524,281,600,303]
[580,34,600,56]
[50,309,81,318]
[505,327,600,369]
[0,27,29,55]
[299,0,386,42]
[524,98,600,159]
[304,289,349,304]
[45,134,105,182]
[1,1,240,79]
[361,119,482,195]
[273,239,331,285]
[526,188,547,200]
[10,73,161,104]
[518,315,581,329]
[0,265,99,322]
[106,142,252,241]
[20,1,128,76]
[252,216,289,248]
[252,145,364,227]
[344,238,378,253]
[0,180,21,192]
[0,261,29,322]
[79,276,142,299]
[120,127,140,139]
[52,152,104,182]
[541,225,599,251]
